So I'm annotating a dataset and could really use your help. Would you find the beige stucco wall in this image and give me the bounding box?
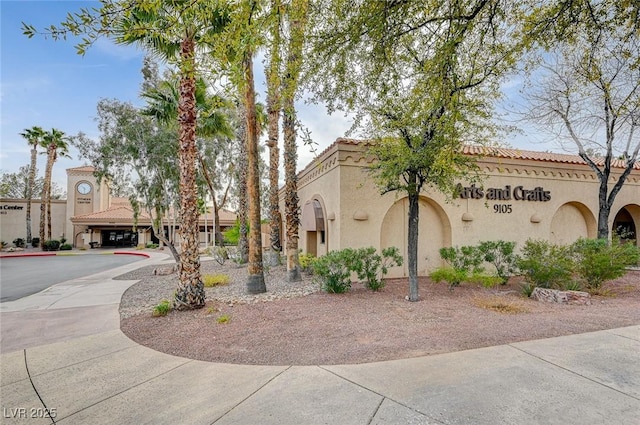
[283,140,640,278]
[0,199,67,245]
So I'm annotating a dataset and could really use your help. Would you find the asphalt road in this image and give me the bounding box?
[0,254,144,302]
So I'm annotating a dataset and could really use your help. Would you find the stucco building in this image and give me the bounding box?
[1,166,236,248]
[281,139,640,278]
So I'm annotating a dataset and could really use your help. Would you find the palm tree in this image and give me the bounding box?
[39,128,69,248]
[265,0,283,266]
[19,126,45,243]
[143,76,235,246]
[282,0,309,281]
[114,1,230,309]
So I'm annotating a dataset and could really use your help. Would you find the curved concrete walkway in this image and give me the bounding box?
[1,253,639,425]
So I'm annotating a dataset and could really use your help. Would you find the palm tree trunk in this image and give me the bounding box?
[26,146,37,243]
[40,147,54,249]
[236,103,249,264]
[47,149,56,241]
[282,0,308,282]
[244,52,267,294]
[265,0,283,267]
[173,38,205,310]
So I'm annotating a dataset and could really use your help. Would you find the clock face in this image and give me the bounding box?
[77,182,92,195]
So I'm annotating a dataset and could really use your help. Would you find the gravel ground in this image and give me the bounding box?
[118,262,640,366]
[117,258,319,318]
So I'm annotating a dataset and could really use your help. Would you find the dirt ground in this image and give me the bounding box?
[120,269,640,366]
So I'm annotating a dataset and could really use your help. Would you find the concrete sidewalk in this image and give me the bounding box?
[1,254,639,424]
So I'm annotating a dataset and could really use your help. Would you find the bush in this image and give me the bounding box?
[222,220,242,245]
[352,247,403,291]
[60,237,67,245]
[312,249,356,293]
[572,237,640,291]
[13,238,26,248]
[298,252,317,274]
[439,245,485,275]
[477,240,518,284]
[60,243,72,251]
[203,273,230,287]
[152,299,172,317]
[517,239,574,289]
[146,242,159,249]
[213,246,229,265]
[430,267,468,288]
[43,240,61,251]
[31,237,40,247]
[467,273,503,288]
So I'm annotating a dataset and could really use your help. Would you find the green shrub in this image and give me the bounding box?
[146,242,159,249]
[439,245,485,274]
[43,240,61,251]
[520,282,536,298]
[352,246,403,291]
[1,241,7,249]
[31,237,40,247]
[222,219,243,245]
[312,249,355,293]
[13,238,26,248]
[517,239,574,289]
[213,246,229,265]
[571,237,640,291]
[60,243,72,251]
[561,280,583,291]
[152,299,172,317]
[298,252,317,274]
[477,240,518,284]
[467,273,503,288]
[60,237,67,245]
[217,314,231,324]
[430,267,468,288]
[203,273,230,287]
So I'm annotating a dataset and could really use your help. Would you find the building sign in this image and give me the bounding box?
[0,205,24,215]
[455,184,551,214]
[76,197,92,205]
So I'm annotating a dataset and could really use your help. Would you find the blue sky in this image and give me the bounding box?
[1,1,545,195]
[1,0,353,192]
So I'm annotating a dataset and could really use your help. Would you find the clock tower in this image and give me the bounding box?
[65,166,109,247]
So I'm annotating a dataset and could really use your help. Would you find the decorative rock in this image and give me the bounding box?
[153,265,177,276]
[531,287,591,305]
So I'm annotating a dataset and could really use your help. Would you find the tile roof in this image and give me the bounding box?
[461,145,640,169]
[72,201,237,224]
[324,138,640,170]
[71,205,151,222]
[66,166,96,172]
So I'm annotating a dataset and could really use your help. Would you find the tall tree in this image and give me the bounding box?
[142,74,236,247]
[281,0,309,282]
[73,98,182,262]
[235,101,250,264]
[306,0,519,300]
[0,166,63,200]
[19,126,45,243]
[219,0,268,293]
[114,1,232,309]
[523,0,640,239]
[39,128,69,246]
[265,0,284,266]
[24,0,233,308]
